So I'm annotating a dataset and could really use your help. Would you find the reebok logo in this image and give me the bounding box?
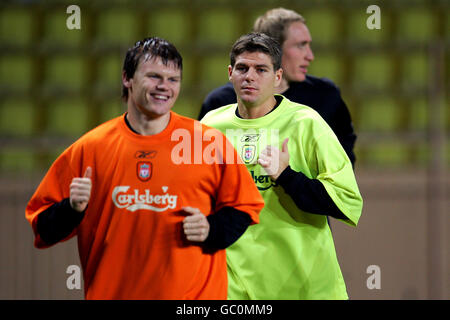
[112,186,178,212]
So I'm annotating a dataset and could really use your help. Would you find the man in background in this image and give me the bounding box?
[199,7,356,166]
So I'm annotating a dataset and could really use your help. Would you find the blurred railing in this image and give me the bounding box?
[1,0,448,171]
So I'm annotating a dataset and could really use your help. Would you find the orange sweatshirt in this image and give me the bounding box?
[26,112,264,299]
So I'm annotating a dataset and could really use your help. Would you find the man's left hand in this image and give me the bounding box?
[258,138,290,181]
[182,206,210,242]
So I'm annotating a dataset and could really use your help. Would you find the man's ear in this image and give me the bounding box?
[122,71,132,89]
[228,65,233,81]
[274,68,283,87]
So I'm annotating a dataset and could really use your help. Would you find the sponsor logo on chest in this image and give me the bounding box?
[112,186,178,212]
[250,170,277,191]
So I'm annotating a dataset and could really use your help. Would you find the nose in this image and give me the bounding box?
[156,78,169,90]
[245,68,257,82]
[305,45,314,62]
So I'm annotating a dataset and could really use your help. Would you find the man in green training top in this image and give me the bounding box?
[201,33,363,299]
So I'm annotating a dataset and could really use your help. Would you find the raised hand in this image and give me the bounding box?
[257,138,290,180]
[70,167,92,212]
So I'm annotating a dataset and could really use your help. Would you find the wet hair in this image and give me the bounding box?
[253,8,306,46]
[230,32,282,71]
[122,37,182,101]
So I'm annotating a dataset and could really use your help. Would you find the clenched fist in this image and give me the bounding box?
[70,167,92,212]
[182,206,210,242]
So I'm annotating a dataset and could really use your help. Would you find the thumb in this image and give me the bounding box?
[83,166,92,179]
[182,206,200,215]
[282,138,289,153]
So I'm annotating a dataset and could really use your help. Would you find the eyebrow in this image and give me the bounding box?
[145,71,181,78]
[235,62,270,69]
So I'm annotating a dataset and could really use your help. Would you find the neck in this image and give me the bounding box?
[237,96,277,119]
[275,78,289,94]
[126,108,171,136]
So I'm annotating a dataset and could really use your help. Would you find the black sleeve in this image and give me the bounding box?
[198,83,237,120]
[203,206,252,250]
[327,89,357,168]
[276,166,348,220]
[334,98,356,167]
[36,198,85,246]
[198,98,215,120]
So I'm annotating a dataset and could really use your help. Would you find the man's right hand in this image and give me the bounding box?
[70,167,92,212]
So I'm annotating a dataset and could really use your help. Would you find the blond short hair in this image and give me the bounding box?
[253,8,306,46]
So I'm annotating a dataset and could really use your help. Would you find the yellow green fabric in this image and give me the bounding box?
[201,95,363,299]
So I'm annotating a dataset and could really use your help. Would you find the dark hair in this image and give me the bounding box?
[230,32,282,71]
[253,8,306,46]
[122,37,183,101]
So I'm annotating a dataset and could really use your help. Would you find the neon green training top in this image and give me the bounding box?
[201,95,363,300]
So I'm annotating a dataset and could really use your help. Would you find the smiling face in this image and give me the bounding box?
[122,55,181,119]
[281,21,314,82]
[229,50,282,109]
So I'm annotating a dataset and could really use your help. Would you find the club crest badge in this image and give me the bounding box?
[137,161,152,182]
[242,145,256,164]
